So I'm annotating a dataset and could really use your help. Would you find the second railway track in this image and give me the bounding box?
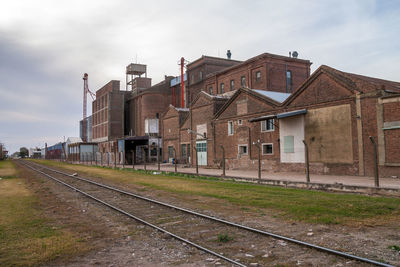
[19,160,394,267]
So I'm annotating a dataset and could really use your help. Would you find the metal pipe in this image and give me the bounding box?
[180,57,185,108]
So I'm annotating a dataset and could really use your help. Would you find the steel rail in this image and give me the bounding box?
[25,161,394,267]
[21,161,246,267]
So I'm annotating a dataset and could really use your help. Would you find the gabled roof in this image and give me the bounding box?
[213,87,287,120]
[283,65,400,106]
[191,90,230,106]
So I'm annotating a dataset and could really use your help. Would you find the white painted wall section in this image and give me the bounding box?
[279,115,305,163]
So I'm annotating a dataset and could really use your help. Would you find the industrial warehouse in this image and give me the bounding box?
[41,51,400,178]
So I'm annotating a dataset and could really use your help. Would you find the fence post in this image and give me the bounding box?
[194,147,198,176]
[303,140,310,183]
[369,136,379,187]
[172,147,177,173]
[220,145,225,177]
[142,147,146,171]
[157,139,161,171]
[114,149,117,169]
[132,150,135,170]
[101,152,103,166]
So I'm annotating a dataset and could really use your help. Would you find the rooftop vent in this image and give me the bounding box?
[227,50,232,59]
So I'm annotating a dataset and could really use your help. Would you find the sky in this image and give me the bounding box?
[0,0,399,154]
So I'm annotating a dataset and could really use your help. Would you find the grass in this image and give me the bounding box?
[0,160,17,178]
[32,159,400,225]
[217,233,234,243]
[388,245,400,251]
[0,160,87,266]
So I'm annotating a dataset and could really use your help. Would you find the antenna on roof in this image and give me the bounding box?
[292,51,298,58]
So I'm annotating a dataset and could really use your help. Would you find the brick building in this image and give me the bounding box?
[213,88,290,170]
[203,52,311,96]
[186,55,241,105]
[163,61,400,177]
[92,80,129,155]
[122,76,176,164]
[161,105,189,163]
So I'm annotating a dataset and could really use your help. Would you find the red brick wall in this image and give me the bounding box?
[384,129,400,163]
[383,102,400,121]
[162,108,180,161]
[203,55,310,95]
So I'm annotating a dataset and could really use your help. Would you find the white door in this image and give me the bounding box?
[196,141,207,166]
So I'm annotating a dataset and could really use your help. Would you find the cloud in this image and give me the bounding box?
[0,0,399,153]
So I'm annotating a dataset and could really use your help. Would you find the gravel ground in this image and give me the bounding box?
[18,162,400,266]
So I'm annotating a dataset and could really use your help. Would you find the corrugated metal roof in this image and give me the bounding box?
[253,90,291,103]
[66,137,82,144]
[277,109,307,119]
[248,114,276,122]
[170,73,187,87]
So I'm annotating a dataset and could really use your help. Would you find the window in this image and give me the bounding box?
[220,83,225,94]
[241,76,246,87]
[238,119,242,125]
[181,144,187,158]
[191,74,194,84]
[238,145,248,155]
[228,121,234,135]
[284,136,294,153]
[168,146,174,157]
[256,71,261,81]
[196,142,207,152]
[209,87,213,95]
[230,80,235,90]
[262,143,273,155]
[199,71,203,80]
[286,70,292,91]
[261,118,274,132]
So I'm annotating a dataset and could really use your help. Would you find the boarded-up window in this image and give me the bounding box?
[196,123,207,139]
[284,136,294,153]
[145,119,159,134]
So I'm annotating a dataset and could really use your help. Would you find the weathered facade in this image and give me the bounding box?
[161,105,189,163]
[203,53,311,96]
[186,55,241,105]
[213,88,290,171]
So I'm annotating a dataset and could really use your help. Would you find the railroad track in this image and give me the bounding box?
[19,160,393,267]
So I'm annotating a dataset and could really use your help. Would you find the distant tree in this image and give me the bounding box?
[19,147,29,158]
[11,152,19,158]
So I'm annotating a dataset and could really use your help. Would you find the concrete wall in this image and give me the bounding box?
[305,104,353,164]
